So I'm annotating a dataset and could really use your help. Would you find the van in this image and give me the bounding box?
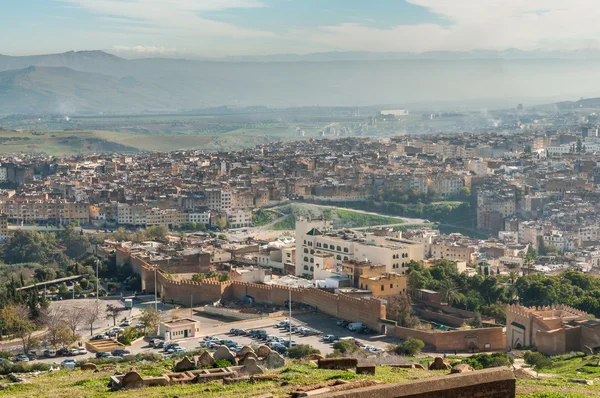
[44,349,57,358]
[347,322,364,331]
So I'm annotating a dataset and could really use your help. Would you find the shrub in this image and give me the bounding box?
[288,344,320,359]
[524,351,553,370]
[393,338,425,356]
[332,340,359,354]
[462,353,514,370]
[214,359,232,368]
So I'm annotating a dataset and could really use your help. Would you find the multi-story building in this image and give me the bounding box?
[358,272,407,298]
[0,167,7,183]
[227,209,252,229]
[117,203,147,226]
[0,214,8,241]
[295,217,424,278]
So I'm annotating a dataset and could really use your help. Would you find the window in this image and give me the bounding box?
[381,285,384,291]
[336,255,341,260]
[304,257,309,262]
[344,247,348,253]
[310,266,314,271]
[336,246,341,251]
[390,284,393,289]
[304,265,308,270]
[344,256,348,261]
[304,248,308,253]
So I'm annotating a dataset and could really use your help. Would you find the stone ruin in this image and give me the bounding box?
[110,344,286,391]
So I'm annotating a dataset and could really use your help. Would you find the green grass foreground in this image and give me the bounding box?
[4,354,600,397]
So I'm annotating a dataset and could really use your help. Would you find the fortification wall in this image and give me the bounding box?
[393,324,505,352]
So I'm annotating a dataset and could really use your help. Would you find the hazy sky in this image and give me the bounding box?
[4,0,600,57]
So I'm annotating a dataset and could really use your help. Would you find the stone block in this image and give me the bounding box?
[428,357,451,370]
[256,345,272,358]
[239,358,265,376]
[262,351,285,369]
[80,363,97,371]
[174,356,196,372]
[317,358,358,370]
[214,346,236,365]
[240,352,259,365]
[238,345,255,358]
[198,351,215,368]
[450,364,475,374]
[356,364,376,375]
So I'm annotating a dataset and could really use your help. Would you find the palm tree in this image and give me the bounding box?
[508,271,518,284]
[438,279,461,306]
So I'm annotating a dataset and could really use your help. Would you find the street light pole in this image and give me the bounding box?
[288,288,292,347]
[95,259,99,309]
[154,265,158,311]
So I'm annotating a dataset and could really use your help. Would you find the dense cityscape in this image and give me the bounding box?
[5,1,600,397]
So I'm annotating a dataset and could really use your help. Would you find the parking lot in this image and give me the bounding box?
[156,312,395,356]
[15,308,397,366]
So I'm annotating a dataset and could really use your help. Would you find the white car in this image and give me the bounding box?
[61,359,76,369]
[76,347,87,355]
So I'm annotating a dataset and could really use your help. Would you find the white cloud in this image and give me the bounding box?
[308,0,600,53]
[111,45,178,55]
[60,0,274,38]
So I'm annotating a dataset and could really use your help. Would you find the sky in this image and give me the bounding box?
[3,0,600,58]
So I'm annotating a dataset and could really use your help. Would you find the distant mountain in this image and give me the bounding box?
[2,50,600,114]
[0,66,186,114]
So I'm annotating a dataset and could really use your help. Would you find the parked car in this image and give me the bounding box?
[90,334,108,341]
[61,359,77,369]
[111,349,131,357]
[121,319,132,327]
[155,341,165,348]
[96,352,110,358]
[44,349,57,358]
[57,347,70,357]
[173,347,186,354]
[69,348,80,356]
[229,328,245,335]
[15,355,29,362]
[135,321,145,328]
[76,347,87,355]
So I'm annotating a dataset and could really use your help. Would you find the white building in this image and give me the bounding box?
[227,209,252,229]
[295,217,424,278]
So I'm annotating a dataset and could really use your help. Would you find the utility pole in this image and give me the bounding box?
[154,265,158,311]
[288,288,292,347]
[190,294,193,319]
[95,259,99,310]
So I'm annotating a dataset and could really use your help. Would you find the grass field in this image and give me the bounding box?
[3,355,600,398]
[269,204,404,231]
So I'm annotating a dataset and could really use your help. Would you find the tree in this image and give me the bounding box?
[332,340,359,354]
[63,305,84,338]
[439,279,461,305]
[524,351,552,370]
[139,307,161,336]
[106,304,125,326]
[393,338,424,356]
[1,304,37,353]
[471,311,483,328]
[386,294,419,328]
[47,322,78,349]
[577,138,583,153]
[288,344,320,359]
[146,225,168,240]
[84,303,102,336]
[191,273,206,282]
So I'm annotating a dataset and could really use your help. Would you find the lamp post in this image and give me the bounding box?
[154,265,158,311]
